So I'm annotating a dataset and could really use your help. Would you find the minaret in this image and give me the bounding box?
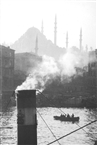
[66,31,68,49]
[54,14,57,45]
[79,28,82,51]
[41,20,44,34]
[35,35,38,55]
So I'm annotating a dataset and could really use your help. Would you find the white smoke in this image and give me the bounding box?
[16,55,59,91]
[16,47,96,92]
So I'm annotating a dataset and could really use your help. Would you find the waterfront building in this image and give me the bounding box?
[0,45,15,110]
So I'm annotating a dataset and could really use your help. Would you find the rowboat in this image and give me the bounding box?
[54,114,79,123]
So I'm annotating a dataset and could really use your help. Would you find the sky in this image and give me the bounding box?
[0,0,96,50]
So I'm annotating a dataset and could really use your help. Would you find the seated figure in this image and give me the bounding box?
[72,114,74,118]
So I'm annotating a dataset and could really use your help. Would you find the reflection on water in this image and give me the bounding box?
[0,107,97,145]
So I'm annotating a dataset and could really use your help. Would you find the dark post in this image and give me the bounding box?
[17,90,37,145]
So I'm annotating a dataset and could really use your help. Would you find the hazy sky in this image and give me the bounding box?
[0,0,96,49]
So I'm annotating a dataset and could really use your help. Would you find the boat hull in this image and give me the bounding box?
[54,116,79,123]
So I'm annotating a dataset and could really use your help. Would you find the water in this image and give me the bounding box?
[0,107,97,145]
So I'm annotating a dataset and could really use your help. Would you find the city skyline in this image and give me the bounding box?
[0,0,96,49]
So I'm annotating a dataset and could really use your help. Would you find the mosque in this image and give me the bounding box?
[34,15,93,56]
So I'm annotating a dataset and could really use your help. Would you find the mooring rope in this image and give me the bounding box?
[58,108,97,141]
[47,119,97,145]
[37,110,61,145]
[2,110,14,126]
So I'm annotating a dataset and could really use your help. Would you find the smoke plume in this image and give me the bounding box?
[16,55,59,91]
[16,47,96,92]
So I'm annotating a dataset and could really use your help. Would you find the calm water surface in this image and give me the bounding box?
[0,107,97,145]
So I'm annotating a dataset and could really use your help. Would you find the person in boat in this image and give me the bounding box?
[60,114,66,118]
[71,114,74,118]
[67,114,70,118]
